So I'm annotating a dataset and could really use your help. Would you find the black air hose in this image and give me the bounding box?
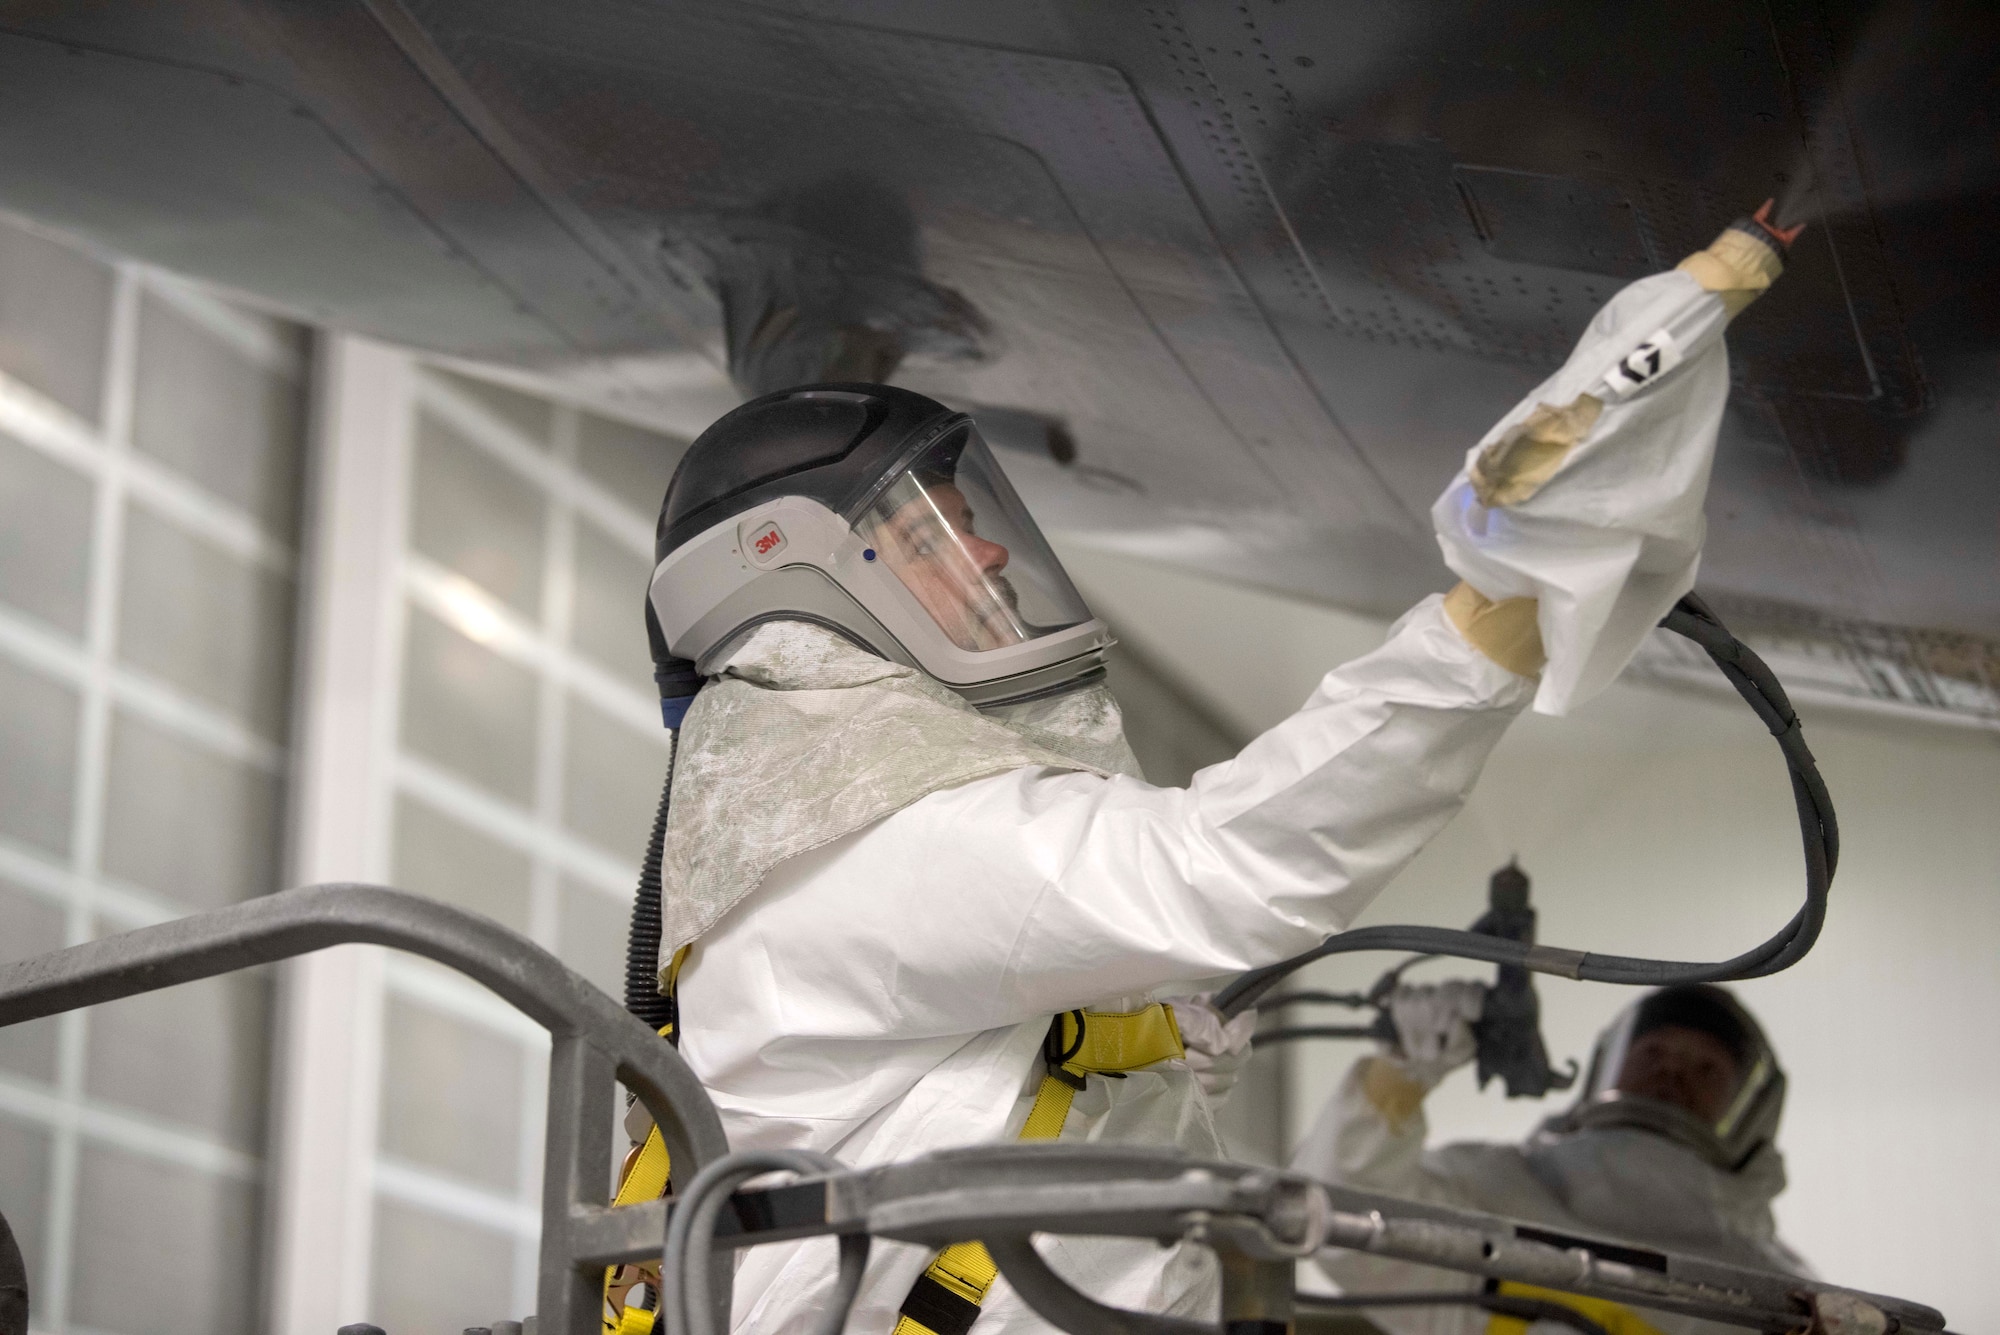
[624,761,678,1035]
[626,615,704,1037]
[1216,593,1839,1018]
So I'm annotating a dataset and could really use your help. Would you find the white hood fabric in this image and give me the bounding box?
[1292,1057,1810,1335]
[660,620,1141,957]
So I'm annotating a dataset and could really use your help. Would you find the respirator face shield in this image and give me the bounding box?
[648,385,1112,708]
[855,425,1093,654]
[1554,984,1786,1172]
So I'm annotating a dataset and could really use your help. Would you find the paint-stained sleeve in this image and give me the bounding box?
[1433,225,1786,714]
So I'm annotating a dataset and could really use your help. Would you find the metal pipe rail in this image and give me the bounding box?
[0,889,1953,1335]
[1296,1290,1612,1335]
[660,1144,1945,1335]
[0,883,729,1335]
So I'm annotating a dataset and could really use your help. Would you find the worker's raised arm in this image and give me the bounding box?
[662,207,1796,1045]
[711,213,1798,1036]
[708,592,1532,1039]
[1436,205,1800,713]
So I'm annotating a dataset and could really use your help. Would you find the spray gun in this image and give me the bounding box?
[1251,860,1576,1100]
[1466,861,1576,1097]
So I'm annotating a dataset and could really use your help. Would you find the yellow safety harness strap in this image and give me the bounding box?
[614,1124,672,1206]
[603,946,691,1335]
[897,1240,1001,1335]
[893,1004,1184,1335]
[1484,1281,1668,1335]
[614,1305,661,1335]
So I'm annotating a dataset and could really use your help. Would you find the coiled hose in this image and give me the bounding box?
[625,636,704,1035]
[623,754,679,1035]
[1216,593,1838,1018]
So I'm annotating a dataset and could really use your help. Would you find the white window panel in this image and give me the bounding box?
[569,517,659,698]
[376,996,527,1194]
[574,409,690,518]
[389,792,535,935]
[0,214,305,1335]
[409,406,550,619]
[426,366,555,453]
[0,654,80,858]
[70,1142,261,1335]
[99,710,285,912]
[275,346,703,1333]
[131,287,307,540]
[367,1193,524,1335]
[0,881,65,1084]
[0,431,94,638]
[269,335,409,1335]
[0,219,114,425]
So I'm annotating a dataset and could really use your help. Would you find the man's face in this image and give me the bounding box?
[869,482,1023,651]
[1614,1024,1742,1124]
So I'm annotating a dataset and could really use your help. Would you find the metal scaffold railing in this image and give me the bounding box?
[0,884,727,1335]
[0,887,1951,1335]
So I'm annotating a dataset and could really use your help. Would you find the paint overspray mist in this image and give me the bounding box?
[1771,0,1999,232]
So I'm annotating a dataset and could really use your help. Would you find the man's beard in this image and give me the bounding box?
[968,573,1031,645]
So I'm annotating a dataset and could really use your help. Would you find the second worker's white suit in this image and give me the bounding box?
[1289,1009,1810,1335]
[654,222,1790,1335]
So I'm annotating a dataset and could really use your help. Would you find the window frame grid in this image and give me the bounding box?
[363,362,677,1318]
[0,257,305,1335]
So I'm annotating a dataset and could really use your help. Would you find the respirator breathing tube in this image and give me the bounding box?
[622,603,705,1037]
[1215,593,1839,1019]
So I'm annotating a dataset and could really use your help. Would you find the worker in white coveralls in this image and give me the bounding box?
[1292,980,1808,1335]
[609,203,1805,1335]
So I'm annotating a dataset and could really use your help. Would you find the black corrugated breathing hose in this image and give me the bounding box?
[1216,593,1838,1018]
[624,626,705,1038]
[623,760,678,1034]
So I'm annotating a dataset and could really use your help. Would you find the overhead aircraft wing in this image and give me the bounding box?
[0,0,1991,718]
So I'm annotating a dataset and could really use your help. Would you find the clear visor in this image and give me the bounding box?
[1590,1013,1758,1136]
[855,425,1092,653]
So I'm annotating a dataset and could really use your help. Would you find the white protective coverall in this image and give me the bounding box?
[1291,1050,1811,1335]
[661,225,1785,1335]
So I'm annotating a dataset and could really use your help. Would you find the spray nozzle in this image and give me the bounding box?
[1741,199,1808,252]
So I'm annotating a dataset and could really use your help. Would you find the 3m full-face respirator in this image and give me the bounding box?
[647,383,1111,716]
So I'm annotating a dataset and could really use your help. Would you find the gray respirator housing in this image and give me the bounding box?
[649,383,1111,709]
[1537,984,1786,1172]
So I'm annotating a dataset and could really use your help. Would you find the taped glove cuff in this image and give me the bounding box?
[1360,1055,1433,1131]
[1445,581,1546,678]
[1677,225,1784,319]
